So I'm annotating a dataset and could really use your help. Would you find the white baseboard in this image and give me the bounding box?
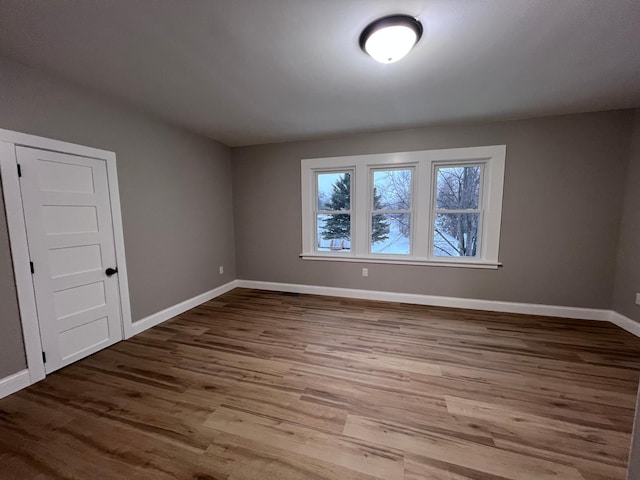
[3,279,636,401]
[235,279,612,322]
[128,280,238,338]
[0,369,30,399]
[609,311,640,337]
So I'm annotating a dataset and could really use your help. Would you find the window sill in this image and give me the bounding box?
[299,254,501,269]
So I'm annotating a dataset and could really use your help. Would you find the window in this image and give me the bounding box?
[301,146,506,268]
[371,168,413,255]
[316,171,351,252]
[432,165,482,258]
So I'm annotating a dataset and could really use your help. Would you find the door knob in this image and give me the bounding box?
[105,267,118,277]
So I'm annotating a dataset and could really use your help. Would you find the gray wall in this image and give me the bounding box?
[0,57,236,377]
[232,110,633,308]
[613,110,640,323]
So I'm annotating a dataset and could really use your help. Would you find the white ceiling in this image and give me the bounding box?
[1,0,639,146]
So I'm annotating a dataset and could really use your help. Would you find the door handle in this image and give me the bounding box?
[105,267,118,277]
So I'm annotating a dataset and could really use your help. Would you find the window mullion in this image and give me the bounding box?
[413,160,430,258]
[433,209,481,215]
[316,209,352,215]
[353,164,369,256]
[372,209,411,214]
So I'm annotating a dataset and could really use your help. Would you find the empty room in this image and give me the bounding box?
[1,1,640,479]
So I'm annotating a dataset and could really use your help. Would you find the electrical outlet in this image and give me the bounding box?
[219,266,224,275]
[636,293,640,306]
[362,268,368,277]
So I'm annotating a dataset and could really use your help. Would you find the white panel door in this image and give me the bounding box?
[17,146,123,373]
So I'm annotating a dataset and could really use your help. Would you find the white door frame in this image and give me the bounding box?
[0,128,133,387]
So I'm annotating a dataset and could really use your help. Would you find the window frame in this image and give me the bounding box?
[314,169,354,255]
[430,162,484,260]
[300,145,506,269]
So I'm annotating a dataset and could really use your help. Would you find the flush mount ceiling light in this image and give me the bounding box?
[359,14,423,64]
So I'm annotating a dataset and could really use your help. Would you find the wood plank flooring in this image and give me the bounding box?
[1,288,640,479]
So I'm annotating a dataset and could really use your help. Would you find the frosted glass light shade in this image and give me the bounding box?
[359,15,423,64]
[364,25,417,63]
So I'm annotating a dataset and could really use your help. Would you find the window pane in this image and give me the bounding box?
[373,169,412,210]
[317,214,351,252]
[318,172,350,211]
[436,166,480,210]
[433,213,479,257]
[371,213,410,255]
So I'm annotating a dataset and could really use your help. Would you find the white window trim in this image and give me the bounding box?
[301,145,506,269]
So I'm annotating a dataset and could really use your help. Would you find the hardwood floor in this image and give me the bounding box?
[1,288,640,479]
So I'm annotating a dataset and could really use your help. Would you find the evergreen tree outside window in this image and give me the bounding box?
[318,172,391,250]
[316,172,351,251]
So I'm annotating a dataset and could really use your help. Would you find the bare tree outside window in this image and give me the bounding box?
[433,165,481,257]
[371,169,412,254]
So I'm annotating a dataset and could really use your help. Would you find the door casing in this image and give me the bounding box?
[0,128,133,387]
